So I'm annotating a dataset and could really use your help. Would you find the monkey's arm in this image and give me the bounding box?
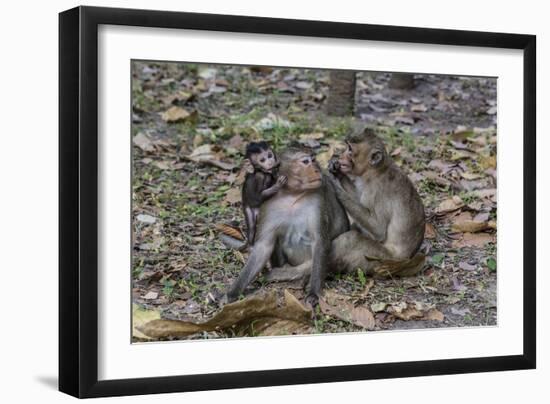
[259,176,287,202]
[327,174,387,242]
[260,184,280,199]
[226,235,275,302]
[338,175,355,194]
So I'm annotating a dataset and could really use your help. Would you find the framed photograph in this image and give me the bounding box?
[59,6,536,398]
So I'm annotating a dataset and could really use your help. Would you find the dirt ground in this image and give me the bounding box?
[131,61,497,340]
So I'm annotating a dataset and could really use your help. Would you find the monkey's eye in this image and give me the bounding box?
[302,158,310,165]
[260,158,266,163]
[268,153,273,158]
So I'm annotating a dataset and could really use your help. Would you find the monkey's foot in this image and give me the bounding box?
[265,261,312,283]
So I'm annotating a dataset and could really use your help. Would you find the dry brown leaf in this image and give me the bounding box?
[223,187,241,205]
[162,90,192,106]
[391,147,403,157]
[299,132,324,141]
[451,129,474,142]
[192,134,204,149]
[424,309,445,322]
[132,304,161,340]
[452,232,495,248]
[411,103,428,112]
[479,155,497,170]
[451,150,476,161]
[436,196,464,214]
[143,291,158,300]
[452,220,491,233]
[183,144,237,171]
[215,223,245,241]
[451,211,492,233]
[160,106,192,123]
[133,132,156,152]
[388,303,423,321]
[319,291,375,330]
[474,188,497,200]
[460,172,483,180]
[137,291,312,339]
[425,222,437,239]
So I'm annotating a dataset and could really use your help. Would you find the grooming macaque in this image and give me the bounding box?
[241,142,287,245]
[328,128,426,274]
[227,148,350,306]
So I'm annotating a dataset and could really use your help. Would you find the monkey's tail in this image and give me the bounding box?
[216,224,248,251]
[371,253,426,278]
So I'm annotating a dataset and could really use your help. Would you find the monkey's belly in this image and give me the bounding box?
[280,227,313,266]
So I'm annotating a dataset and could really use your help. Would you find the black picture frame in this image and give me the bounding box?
[59,5,536,398]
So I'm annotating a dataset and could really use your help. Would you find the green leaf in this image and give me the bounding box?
[356,268,367,288]
[431,253,444,265]
[486,257,497,272]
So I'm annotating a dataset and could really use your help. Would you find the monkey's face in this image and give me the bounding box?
[286,152,322,192]
[337,143,355,174]
[339,141,385,176]
[250,148,278,173]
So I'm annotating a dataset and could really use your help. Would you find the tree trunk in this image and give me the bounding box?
[388,73,415,90]
[326,70,356,116]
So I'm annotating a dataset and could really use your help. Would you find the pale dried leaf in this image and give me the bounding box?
[371,302,387,313]
[436,196,464,214]
[319,294,375,331]
[224,187,241,205]
[133,304,161,340]
[160,106,192,123]
[137,291,312,338]
[143,291,158,300]
[136,214,156,224]
[452,232,496,248]
[133,132,155,152]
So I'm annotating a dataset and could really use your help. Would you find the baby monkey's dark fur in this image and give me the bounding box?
[242,141,287,245]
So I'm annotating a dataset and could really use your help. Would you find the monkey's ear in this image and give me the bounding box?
[369,150,384,166]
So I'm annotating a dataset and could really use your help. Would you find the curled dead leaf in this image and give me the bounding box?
[215,223,245,241]
[137,291,313,339]
[133,304,161,340]
[451,211,493,233]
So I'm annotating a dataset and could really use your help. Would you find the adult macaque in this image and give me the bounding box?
[226,148,350,306]
[328,129,425,274]
[241,141,287,245]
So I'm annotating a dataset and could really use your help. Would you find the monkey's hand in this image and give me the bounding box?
[326,171,347,194]
[276,175,287,188]
[242,159,254,174]
[305,293,320,311]
[328,156,340,174]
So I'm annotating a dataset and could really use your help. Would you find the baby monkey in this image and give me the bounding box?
[242,141,287,245]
